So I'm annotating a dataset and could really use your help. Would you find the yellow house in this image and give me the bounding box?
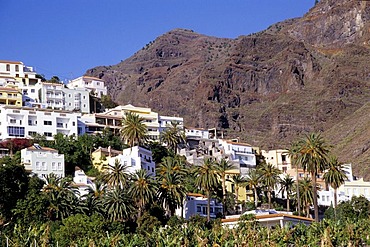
[91,147,122,171]
[224,167,253,203]
[0,87,22,106]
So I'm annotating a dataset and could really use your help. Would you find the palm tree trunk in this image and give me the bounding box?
[254,187,258,208]
[312,172,319,222]
[333,188,338,209]
[222,176,226,216]
[235,186,239,213]
[296,164,301,215]
[306,204,310,218]
[268,188,272,209]
[207,190,211,222]
[287,195,290,212]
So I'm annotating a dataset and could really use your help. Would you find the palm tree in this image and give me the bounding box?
[258,163,282,209]
[231,174,246,213]
[103,187,134,222]
[286,141,302,215]
[157,156,186,177]
[121,112,148,147]
[129,169,158,220]
[298,133,330,222]
[160,121,186,154]
[43,174,77,220]
[194,158,219,221]
[279,174,295,212]
[245,169,261,209]
[323,156,347,209]
[298,177,315,217]
[157,172,187,216]
[102,159,129,189]
[215,158,235,216]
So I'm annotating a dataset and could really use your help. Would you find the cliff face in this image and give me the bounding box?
[86,0,370,178]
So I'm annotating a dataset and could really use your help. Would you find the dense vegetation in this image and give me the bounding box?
[0,114,369,246]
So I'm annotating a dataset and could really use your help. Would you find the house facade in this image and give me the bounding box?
[67,76,107,98]
[21,144,65,178]
[0,105,80,140]
[261,149,292,173]
[175,193,223,219]
[108,146,156,176]
[91,146,122,171]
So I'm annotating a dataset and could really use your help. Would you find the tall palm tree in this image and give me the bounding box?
[286,141,302,215]
[323,156,347,209]
[279,174,295,212]
[194,158,219,221]
[121,112,148,147]
[102,159,129,189]
[298,177,315,217]
[129,169,158,220]
[245,169,261,209]
[157,172,187,216]
[298,133,330,222]
[231,174,246,213]
[157,156,186,177]
[103,187,134,222]
[215,158,235,216]
[160,121,186,154]
[258,163,282,209]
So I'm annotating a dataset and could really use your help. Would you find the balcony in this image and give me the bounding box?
[232,148,253,154]
[56,123,66,128]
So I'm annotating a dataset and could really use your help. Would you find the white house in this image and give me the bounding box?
[185,127,209,140]
[0,105,81,141]
[109,146,156,176]
[21,144,65,179]
[175,193,223,219]
[67,76,107,98]
[219,140,256,175]
[73,167,95,197]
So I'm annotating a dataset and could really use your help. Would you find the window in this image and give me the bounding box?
[44,132,52,137]
[72,121,75,126]
[83,96,86,99]
[36,162,41,170]
[31,89,35,93]
[322,196,325,202]
[10,119,16,124]
[8,126,25,137]
[123,161,127,166]
[6,64,10,71]
[44,120,52,125]
[58,162,62,170]
[42,162,47,171]
[52,162,56,170]
[197,206,201,212]
[28,131,37,136]
[97,82,100,86]
[15,65,19,72]
[68,94,71,98]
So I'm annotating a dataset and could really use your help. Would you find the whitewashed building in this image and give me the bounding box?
[185,127,209,139]
[21,144,65,179]
[109,146,156,176]
[0,105,80,141]
[67,76,107,98]
[73,167,95,197]
[175,193,223,219]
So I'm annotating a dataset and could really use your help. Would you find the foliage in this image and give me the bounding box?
[100,95,118,109]
[121,112,148,147]
[160,121,186,153]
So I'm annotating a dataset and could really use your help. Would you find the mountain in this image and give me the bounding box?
[85,0,370,178]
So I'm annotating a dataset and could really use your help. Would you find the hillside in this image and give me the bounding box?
[85,0,370,178]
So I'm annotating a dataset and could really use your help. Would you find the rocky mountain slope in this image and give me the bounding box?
[86,0,370,178]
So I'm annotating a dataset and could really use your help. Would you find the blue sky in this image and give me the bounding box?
[0,1,314,82]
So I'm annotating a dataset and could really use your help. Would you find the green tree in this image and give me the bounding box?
[194,158,219,221]
[103,187,134,222]
[101,95,118,109]
[245,169,261,209]
[102,159,129,189]
[0,162,29,224]
[298,177,315,217]
[298,133,330,221]
[323,156,347,209]
[129,169,158,221]
[279,174,295,211]
[160,121,186,154]
[215,158,234,216]
[258,163,281,209]
[121,112,148,147]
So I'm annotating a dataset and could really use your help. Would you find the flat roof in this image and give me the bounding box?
[0,60,22,64]
[221,213,314,223]
[226,140,252,147]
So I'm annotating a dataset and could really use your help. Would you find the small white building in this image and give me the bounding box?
[67,76,107,98]
[0,105,81,141]
[21,144,65,179]
[185,127,209,139]
[175,193,223,219]
[109,146,156,176]
[219,140,256,175]
[73,167,95,197]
